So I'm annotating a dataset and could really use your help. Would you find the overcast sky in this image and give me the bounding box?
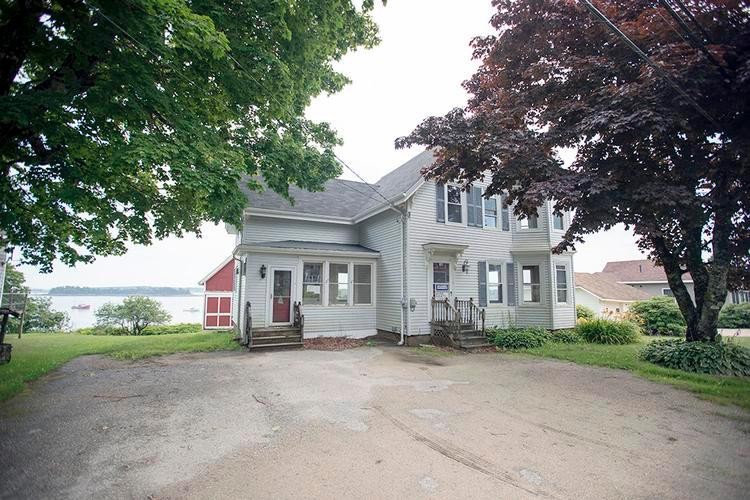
[18,0,645,289]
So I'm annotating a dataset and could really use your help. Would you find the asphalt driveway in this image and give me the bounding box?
[1,345,748,499]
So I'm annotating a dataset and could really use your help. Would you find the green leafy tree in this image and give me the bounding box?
[96,296,171,335]
[1,0,382,271]
[2,264,68,332]
[21,297,70,332]
[398,0,749,342]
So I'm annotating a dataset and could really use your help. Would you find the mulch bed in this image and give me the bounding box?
[303,337,367,351]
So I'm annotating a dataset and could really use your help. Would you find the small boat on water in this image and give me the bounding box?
[183,307,199,313]
[71,304,91,310]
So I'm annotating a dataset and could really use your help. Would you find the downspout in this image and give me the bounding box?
[384,203,408,346]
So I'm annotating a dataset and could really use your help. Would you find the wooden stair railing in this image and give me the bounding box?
[293,302,304,338]
[243,301,253,347]
[454,297,486,334]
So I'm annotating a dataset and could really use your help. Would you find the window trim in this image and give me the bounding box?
[555,263,570,304]
[353,263,374,306]
[487,262,504,304]
[521,264,542,304]
[445,184,465,225]
[483,194,500,230]
[327,261,351,307]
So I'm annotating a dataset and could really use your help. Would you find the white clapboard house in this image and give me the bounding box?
[228,150,576,348]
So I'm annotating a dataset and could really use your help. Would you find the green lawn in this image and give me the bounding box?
[0,332,240,402]
[513,336,750,410]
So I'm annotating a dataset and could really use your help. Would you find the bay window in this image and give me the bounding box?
[556,264,568,303]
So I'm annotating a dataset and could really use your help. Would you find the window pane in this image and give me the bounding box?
[663,288,674,297]
[488,265,500,285]
[556,265,567,303]
[528,214,538,229]
[354,264,371,284]
[303,263,322,305]
[557,288,567,303]
[354,265,372,304]
[488,285,499,303]
[553,214,564,230]
[523,266,541,303]
[447,186,461,204]
[354,284,371,305]
[303,284,321,305]
[329,264,349,305]
[447,204,462,223]
[484,214,497,228]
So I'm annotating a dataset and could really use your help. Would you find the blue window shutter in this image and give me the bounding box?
[436,183,445,223]
[467,186,482,227]
[506,262,516,306]
[478,261,487,307]
[501,195,510,231]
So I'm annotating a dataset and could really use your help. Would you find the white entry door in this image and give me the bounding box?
[431,261,452,301]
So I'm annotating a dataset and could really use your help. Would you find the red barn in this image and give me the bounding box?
[199,256,235,330]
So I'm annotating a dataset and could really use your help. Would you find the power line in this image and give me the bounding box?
[578,0,720,129]
[96,0,402,214]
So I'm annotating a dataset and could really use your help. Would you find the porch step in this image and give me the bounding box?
[252,327,301,338]
[249,341,303,349]
[252,335,302,346]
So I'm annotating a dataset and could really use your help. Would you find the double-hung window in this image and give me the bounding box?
[662,288,674,297]
[446,185,463,223]
[556,264,568,303]
[329,263,349,305]
[522,265,541,303]
[353,264,373,305]
[484,197,498,229]
[488,264,503,303]
[501,196,510,231]
[302,262,323,305]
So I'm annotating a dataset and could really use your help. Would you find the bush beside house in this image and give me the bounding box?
[576,304,595,321]
[628,297,686,336]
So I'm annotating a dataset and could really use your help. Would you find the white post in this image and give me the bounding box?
[0,244,7,304]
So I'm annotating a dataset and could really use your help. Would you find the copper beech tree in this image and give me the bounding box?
[397,0,749,342]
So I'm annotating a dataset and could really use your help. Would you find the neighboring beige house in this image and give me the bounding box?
[602,259,749,305]
[575,272,651,318]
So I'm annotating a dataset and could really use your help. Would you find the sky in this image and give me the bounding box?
[18,0,645,289]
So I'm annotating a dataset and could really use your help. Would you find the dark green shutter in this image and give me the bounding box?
[478,261,487,307]
[436,183,445,223]
[506,262,516,306]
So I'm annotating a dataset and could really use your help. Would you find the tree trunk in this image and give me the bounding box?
[0,0,45,97]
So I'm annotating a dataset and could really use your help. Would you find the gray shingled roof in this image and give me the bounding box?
[240,150,436,220]
[246,240,379,254]
[602,259,693,283]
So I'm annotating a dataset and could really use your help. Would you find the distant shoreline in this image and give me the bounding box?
[45,286,202,297]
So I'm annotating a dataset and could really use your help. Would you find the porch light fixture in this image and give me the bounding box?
[462,260,469,273]
[259,264,267,279]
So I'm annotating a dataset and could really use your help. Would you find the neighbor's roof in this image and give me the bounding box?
[601,259,692,283]
[575,272,652,301]
[245,240,379,254]
[240,150,436,220]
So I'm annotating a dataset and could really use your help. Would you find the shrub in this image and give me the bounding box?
[640,338,750,376]
[576,318,640,345]
[549,329,583,343]
[629,296,685,336]
[75,323,203,336]
[576,305,596,321]
[719,303,750,329]
[95,296,171,335]
[489,327,549,349]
